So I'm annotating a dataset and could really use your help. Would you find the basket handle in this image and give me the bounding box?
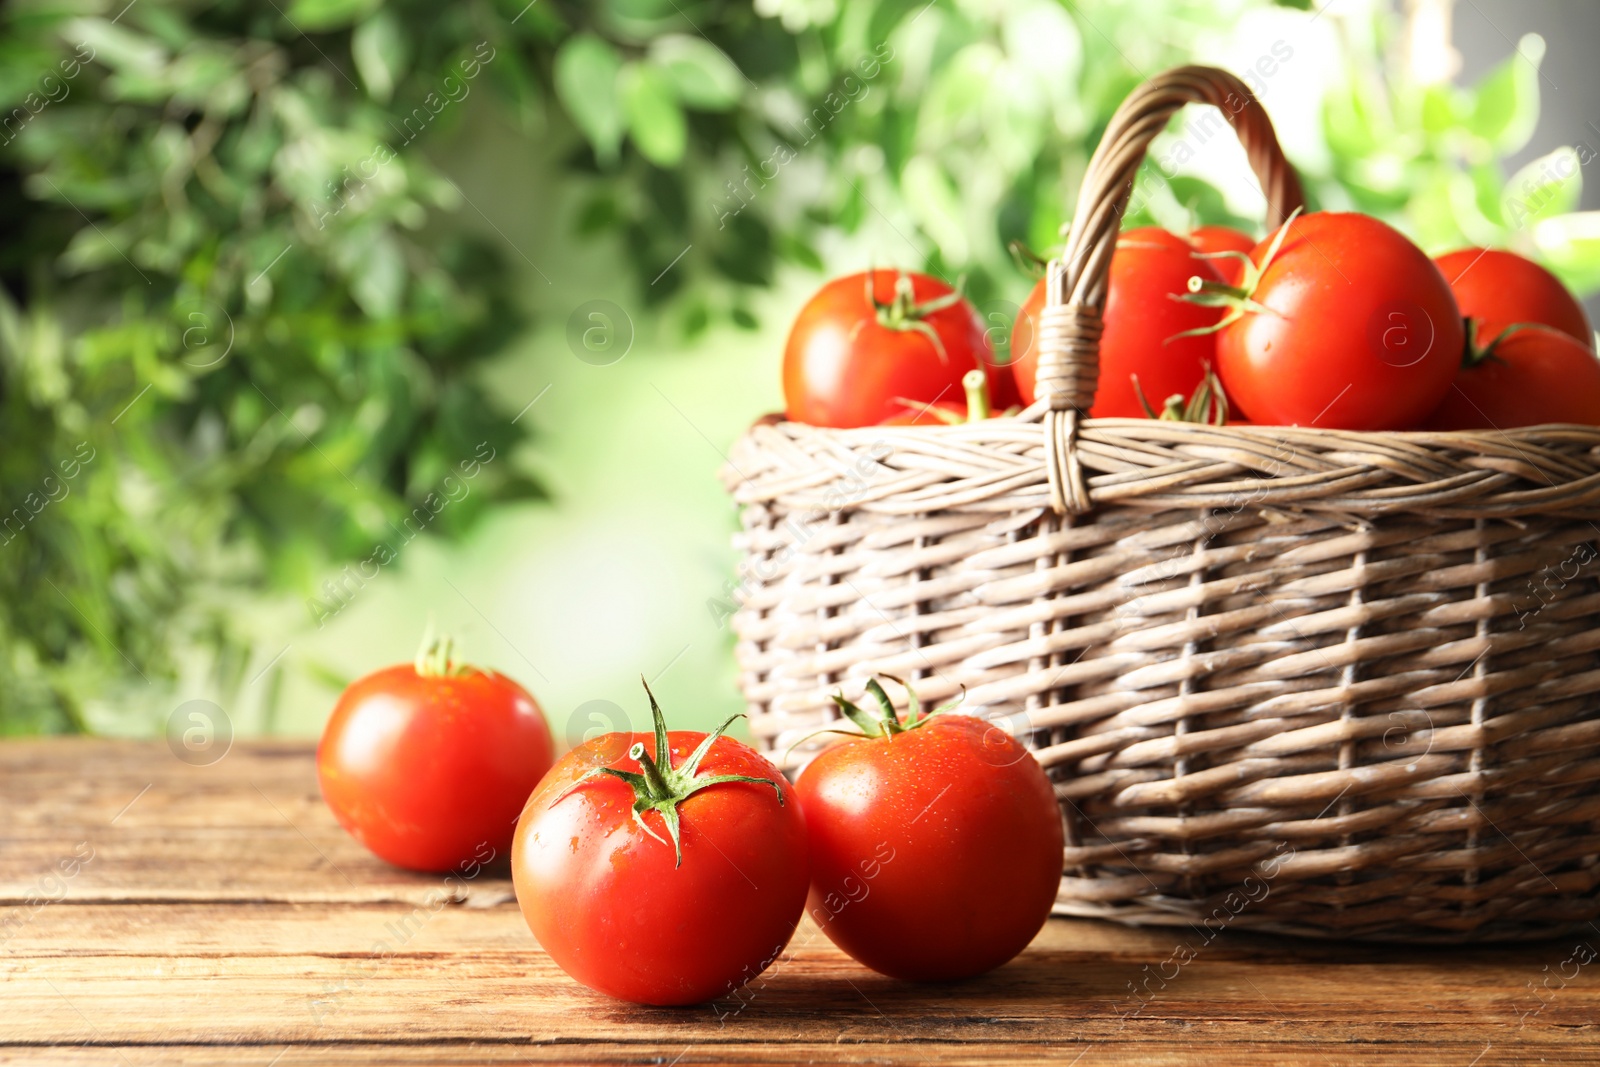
[1037,65,1305,514]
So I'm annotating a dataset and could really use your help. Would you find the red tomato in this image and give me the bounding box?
[318,636,554,872]
[1434,248,1592,351]
[796,678,1063,982]
[512,684,808,1006]
[1011,228,1224,416]
[878,369,993,425]
[1212,212,1462,430]
[987,361,1021,411]
[878,401,965,426]
[784,271,998,428]
[1188,225,1257,286]
[1424,323,1600,430]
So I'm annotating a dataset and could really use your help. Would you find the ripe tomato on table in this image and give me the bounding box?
[796,678,1063,982]
[1208,212,1462,430]
[1433,248,1592,350]
[1424,322,1600,430]
[783,270,1001,428]
[317,634,554,872]
[512,682,808,1006]
[1010,228,1224,416]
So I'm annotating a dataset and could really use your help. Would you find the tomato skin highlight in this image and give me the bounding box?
[1434,248,1593,351]
[796,714,1063,982]
[1424,326,1600,430]
[1214,212,1463,431]
[783,271,997,428]
[512,729,808,1006]
[1011,228,1224,416]
[317,664,554,872]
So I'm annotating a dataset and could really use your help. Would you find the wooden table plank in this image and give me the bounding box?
[3,739,1599,1064]
[7,1045,1589,1067]
[0,741,511,907]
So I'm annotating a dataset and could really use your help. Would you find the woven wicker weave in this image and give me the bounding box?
[721,66,1600,941]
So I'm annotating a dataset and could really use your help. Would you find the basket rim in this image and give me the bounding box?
[724,403,1600,520]
[748,398,1600,443]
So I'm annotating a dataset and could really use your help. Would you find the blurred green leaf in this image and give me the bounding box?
[1323,79,1382,160]
[1502,147,1582,230]
[1468,34,1543,153]
[1419,85,1458,135]
[352,12,409,103]
[287,0,382,33]
[485,48,544,133]
[620,62,686,167]
[64,18,166,74]
[680,300,710,338]
[555,33,625,165]
[648,34,744,111]
[776,231,824,272]
[1533,213,1600,297]
[919,43,1001,148]
[576,194,620,235]
[901,154,964,263]
[1466,160,1508,230]
[346,230,406,318]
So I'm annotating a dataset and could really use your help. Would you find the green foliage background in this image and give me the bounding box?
[1,0,1596,734]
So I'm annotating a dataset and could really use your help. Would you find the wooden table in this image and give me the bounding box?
[3,739,1598,1065]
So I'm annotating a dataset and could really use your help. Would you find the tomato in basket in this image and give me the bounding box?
[1187,224,1258,285]
[1010,228,1225,417]
[511,681,808,1006]
[1203,212,1462,430]
[878,400,966,426]
[796,677,1063,982]
[1424,322,1600,430]
[1434,248,1592,351]
[783,270,1002,428]
[878,369,994,425]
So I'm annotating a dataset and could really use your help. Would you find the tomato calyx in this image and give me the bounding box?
[828,675,963,740]
[1462,318,1563,368]
[857,271,968,363]
[563,679,783,868]
[1175,206,1302,338]
[412,628,475,678]
[1133,365,1231,425]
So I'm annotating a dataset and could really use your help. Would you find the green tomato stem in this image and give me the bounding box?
[865,270,970,364]
[1132,366,1231,426]
[827,675,964,740]
[1173,206,1302,340]
[564,678,783,868]
[1463,318,1562,368]
[962,370,992,422]
[413,627,472,677]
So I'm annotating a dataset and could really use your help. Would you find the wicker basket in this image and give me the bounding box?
[721,66,1600,942]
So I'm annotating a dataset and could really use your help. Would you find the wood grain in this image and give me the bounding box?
[3,740,1599,1064]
